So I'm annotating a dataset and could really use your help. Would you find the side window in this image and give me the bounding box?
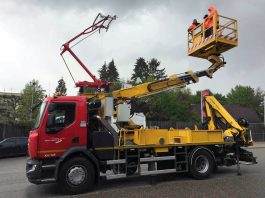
[53,103,76,127]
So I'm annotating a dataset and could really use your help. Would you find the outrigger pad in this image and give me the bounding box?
[239,148,257,164]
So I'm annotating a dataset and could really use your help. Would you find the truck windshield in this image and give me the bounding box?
[33,102,47,130]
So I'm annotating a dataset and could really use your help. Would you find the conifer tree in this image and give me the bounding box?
[148,58,166,80]
[131,57,149,82]
[107,59,119,82]
[55,77,67,96]
[98,62,108,81]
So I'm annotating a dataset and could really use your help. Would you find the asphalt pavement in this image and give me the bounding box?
[0,143,265,198]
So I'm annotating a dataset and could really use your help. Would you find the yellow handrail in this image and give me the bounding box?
[187,14,238,52]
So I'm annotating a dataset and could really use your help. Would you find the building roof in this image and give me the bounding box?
[191,104,262,123]
[0,92,21,97]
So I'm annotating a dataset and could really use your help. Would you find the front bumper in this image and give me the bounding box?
[26,158,57,184]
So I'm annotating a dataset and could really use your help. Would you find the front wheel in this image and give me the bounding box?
[189,149,214,179]
[58,157,95,195]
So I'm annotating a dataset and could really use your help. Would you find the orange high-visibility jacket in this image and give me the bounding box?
[188,23,197,31]
[204,6,219,29]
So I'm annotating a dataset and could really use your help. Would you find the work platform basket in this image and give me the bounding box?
[187,14,238,59]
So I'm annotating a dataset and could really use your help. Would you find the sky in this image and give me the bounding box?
[0,0,264,96]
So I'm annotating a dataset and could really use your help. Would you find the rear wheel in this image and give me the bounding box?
[127,160,138,175]
[189,149,214,179]
[58,157,95,195]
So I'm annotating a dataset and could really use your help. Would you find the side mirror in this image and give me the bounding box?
[46,114,55,128]
[48,103,56,112]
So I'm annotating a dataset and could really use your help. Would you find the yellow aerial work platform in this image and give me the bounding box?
[187,14,238,59]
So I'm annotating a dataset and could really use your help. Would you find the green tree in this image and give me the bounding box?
[55,77,67,96]
[98,62,108,81]
[227,85,256,107]
[107,59,119,82]
[132,88,199,122]
[253,87,265,119]
[147,58,166,80]
[192,91,201,104]
[131,57,149,82]
[109,81,123,92]
[17,79,45,122]
[131,57,167,83]
[149,88,199,121]
[226,85,265,120]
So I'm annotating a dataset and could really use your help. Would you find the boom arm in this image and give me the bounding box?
[112,55,225,101]
[60,13,116,88]
[203,95,249,145]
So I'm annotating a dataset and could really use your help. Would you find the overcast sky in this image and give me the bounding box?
[0,0,264,96]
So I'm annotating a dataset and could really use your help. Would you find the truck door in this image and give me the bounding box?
[38,102,80,158]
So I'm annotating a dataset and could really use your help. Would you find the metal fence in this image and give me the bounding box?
[147,121,265,142]
[248,123,265,142]
[0,124,30,141]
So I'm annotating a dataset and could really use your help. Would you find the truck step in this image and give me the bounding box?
[107,159,126,165]
[141,169,176,176]
[140,156,175,162]
[41,164,56,169]
[40,178,56,183]
[106,174,127,180]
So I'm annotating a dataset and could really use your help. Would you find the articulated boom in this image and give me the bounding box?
[112,55,224,102]
[60,13,116,89]
[203,95,249,145]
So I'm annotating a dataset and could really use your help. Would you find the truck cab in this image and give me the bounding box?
[27,95,116,189]
[28,96,88,159]
[26,96,91,183]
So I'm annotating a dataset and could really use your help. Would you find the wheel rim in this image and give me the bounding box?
[66,165,87,186]
[195,155,209,174]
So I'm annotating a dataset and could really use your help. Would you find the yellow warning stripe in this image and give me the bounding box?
[37,149,65,154]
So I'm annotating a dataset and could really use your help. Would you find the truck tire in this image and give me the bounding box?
[58,157,95,195]
[189,149,214,179]
[127,160,137,175]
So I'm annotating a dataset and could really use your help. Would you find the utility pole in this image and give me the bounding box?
[30,81,36,120]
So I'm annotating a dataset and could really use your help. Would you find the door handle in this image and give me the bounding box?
[72,137,79,144]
